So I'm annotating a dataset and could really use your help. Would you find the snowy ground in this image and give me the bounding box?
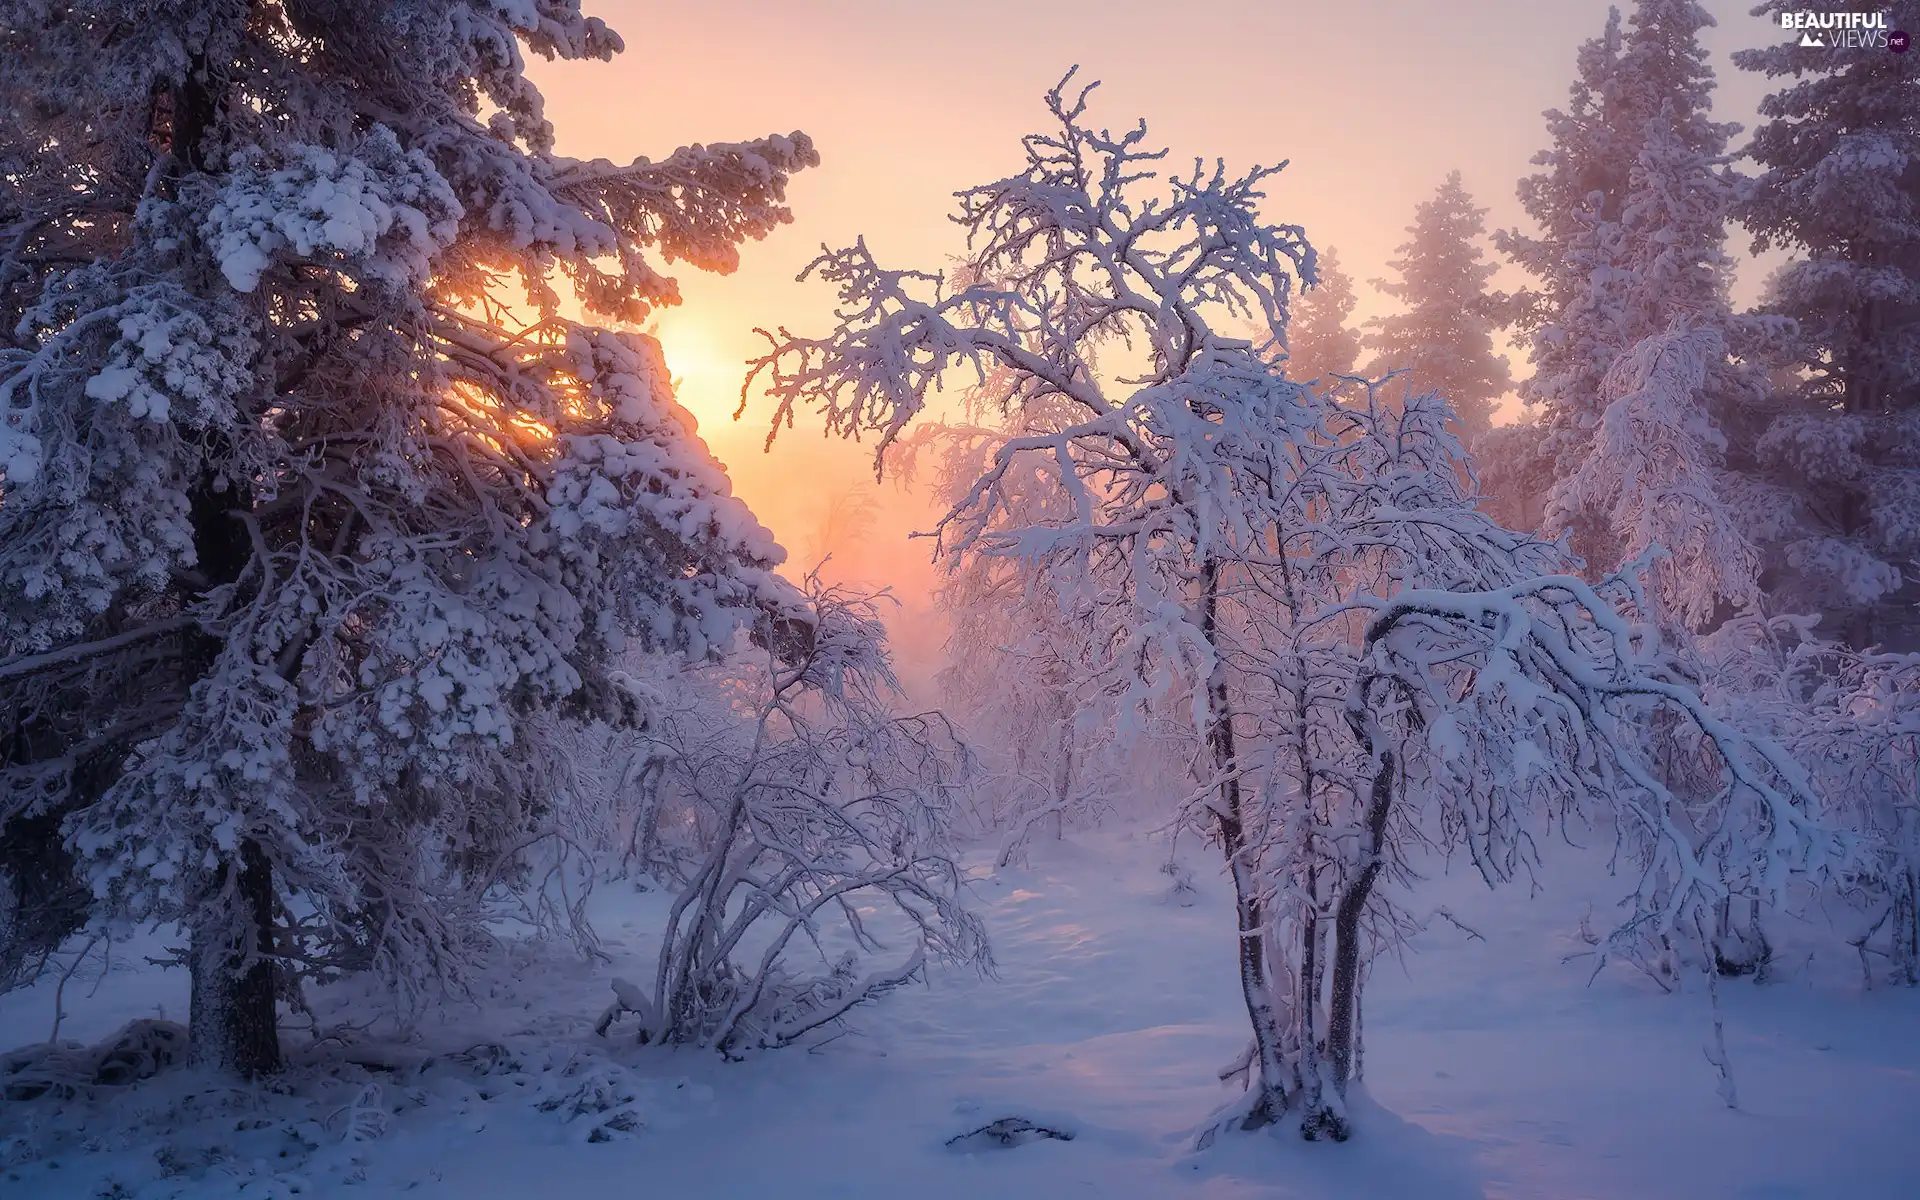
[4,827,1919,1199]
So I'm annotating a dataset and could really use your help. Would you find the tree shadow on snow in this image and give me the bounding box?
[1182,1090,1489,1199]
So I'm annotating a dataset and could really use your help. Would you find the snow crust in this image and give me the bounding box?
[5,828,1917,1198]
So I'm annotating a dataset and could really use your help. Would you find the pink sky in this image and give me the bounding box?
[525,0,1789,644]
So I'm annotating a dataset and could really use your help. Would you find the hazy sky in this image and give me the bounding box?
[524,0,1791,628]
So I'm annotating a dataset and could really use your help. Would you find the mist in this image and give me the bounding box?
[2,1,1916,1196]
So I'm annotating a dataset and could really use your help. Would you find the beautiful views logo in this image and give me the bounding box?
[1777,10,1896,48]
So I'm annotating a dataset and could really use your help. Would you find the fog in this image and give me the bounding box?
[525,0,1791,667]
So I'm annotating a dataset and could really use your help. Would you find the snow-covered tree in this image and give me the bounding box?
[911,422,1106,853]
[1475,418,1555,533]
[799,482,882,574]
[1705,615,1920,983]
[0,0,817,1076]
[597,582,989,1054]
[1362,173,1511,439]
[896,392,1194,861]
[1278,246,1362,392]
[1548,321,1761,629]
[1498,4,1638,459]
[743,72,1837,1141]
[1348,562,1851,1111]
[1733,0,1920,646]
[1500,0,1740,425]
[747,72,1342,1133]
[1738,0,1920,417]
[1498,0,1764,602]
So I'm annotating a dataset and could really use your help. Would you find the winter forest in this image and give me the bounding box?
[0,0,1916,1195]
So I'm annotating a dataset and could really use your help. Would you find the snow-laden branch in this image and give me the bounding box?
[605,582,989,1056]
[1547,321,1761,628]
[1352,568,1853,966]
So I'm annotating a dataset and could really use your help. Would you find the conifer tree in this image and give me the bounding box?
[1733,0,1920,644]
[1280,246,1362,390]
[1502,0,1743,450]
[1497,6,1635,459]
[0,0,816,1074]
[1363,173,1511,440]
[1499,0,1766,623]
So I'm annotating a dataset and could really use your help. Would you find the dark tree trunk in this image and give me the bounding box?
[189,838,282,1076]
[181,466,282,1072]
[1895,867,1919,987]
[182,457,279,1073]
[1201,564,1289,1130]
[1327,746,1392,1091]
[1848,294,1886,415]
[1298,867,1318,1068]
[1712,896,1772,979]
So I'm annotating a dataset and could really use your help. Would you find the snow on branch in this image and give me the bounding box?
[0,0,823,1065]
[1548,321,1761,628]
[1351,566,1855,967]
[608,581,990,1056]
[747,69,1313,466]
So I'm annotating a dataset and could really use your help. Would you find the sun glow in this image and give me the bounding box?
[653,316,751,438]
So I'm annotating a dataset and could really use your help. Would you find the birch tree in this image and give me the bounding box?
[748,70,1329,1132]
[748,70,1853,1143]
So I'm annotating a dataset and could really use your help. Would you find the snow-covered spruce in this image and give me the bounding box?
[1548,321,1761,631]
[1361,172,1511,441]
[0,0,817,1075]
[1497,0,1776,623]
[1499,0,1744,461]
[1275,246,1362,395]
[1733,0,1920,647]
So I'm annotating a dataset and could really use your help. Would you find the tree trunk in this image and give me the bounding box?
[1895,867,1918,987]
[1050,716,1073,842]
[1848,294,1886,415]
[1201,563,1289,1129]
[1215,796,1289,1129]
[1327,751,1390,1087]
[1296,865,1324,1109]
[188,839,282,1076]
[164,28,282,1078]
[1712,896,1771,979]
[180,466,281,1072]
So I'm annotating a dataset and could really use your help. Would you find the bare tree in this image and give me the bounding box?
[598,582,990,1055]
[900,414,1188,860]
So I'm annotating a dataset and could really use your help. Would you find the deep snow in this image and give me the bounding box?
[4,827,1919,1198]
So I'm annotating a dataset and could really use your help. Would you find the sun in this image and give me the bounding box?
[653,316,749,434]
